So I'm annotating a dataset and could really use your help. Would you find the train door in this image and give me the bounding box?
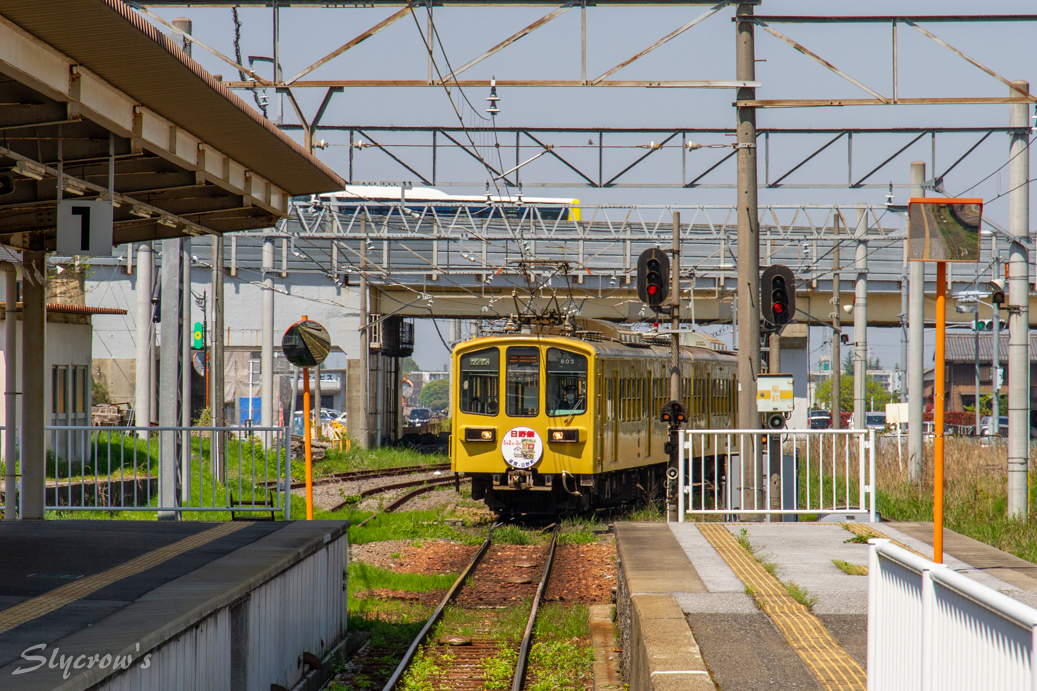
[605,369,613,460]
[595,369,604,471]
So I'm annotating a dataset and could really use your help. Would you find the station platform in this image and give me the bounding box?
[615,520,1037,691]
[0,520,349,691]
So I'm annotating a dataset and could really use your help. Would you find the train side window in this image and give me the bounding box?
[546,348,588,416]
[460,347,500,416]
[506,346,540,417]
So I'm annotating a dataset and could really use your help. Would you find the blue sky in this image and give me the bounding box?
[142,2,1036,372]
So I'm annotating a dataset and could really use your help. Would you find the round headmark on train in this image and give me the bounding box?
[281,319,331,368]
[501,426,544,469]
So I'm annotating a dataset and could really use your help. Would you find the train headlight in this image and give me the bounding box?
[464,427,496,442]
[547,428,579,443]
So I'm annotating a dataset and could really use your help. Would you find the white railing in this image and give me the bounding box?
[18,425,291,517]
[677,428,875,521]
[867,538,1037,691]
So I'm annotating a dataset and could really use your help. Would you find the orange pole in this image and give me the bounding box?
[304,365,313,521]
[934,262,945,563]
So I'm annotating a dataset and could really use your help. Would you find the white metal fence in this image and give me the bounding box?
[676,428,876,521]
[867,538,1037,691]
[10,425,291,517]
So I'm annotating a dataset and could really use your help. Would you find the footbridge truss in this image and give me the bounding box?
[188,197,1033,328]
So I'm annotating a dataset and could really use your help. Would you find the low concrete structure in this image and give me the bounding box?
[0,520,350,690]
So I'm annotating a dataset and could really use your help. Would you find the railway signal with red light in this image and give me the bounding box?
[761,264,796,329]
[637,248,670,308]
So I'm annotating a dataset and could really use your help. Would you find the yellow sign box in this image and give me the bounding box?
[757,374,794,413]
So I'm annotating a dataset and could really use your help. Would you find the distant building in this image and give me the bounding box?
[405,370,449,408]
[923,332,1037,416]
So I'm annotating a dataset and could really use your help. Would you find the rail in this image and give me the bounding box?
[677,428,876,521]
[512,525,559,691]
[15,425,291,518]
[867,538,1037,690]
[381,523,499,691]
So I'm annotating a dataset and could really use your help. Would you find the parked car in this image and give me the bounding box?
[408,407,433,424]
[979,416,1009,437]
[865,412,887,431]
[808,410,831,430]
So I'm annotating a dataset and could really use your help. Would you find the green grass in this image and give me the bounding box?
[557,515,605,545]
[339,508,480,546]
[526,604,594,691]
[348,562,458,594]
[735,528,819,612]
[493,524,540,545]
[831,559,868,576]
[874,439,1037,564]
[783,580,819,611]
[481,644,518,690]
[301,445,445,482]
[399,646,450,691]
[533,602,590,640]
[44,433,288,521]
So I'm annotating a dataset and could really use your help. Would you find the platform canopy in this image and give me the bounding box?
[0,0,345,250]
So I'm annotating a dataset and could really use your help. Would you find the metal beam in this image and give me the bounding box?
[283,6,414,85]
[0,17,290,215]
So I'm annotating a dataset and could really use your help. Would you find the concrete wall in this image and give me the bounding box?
[0,316,93,433]
[93,358,136,406]
[85,262,362,362]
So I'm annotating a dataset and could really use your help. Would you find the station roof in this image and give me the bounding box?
[0,0,345,248]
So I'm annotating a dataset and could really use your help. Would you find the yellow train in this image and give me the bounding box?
[450,319,738,514]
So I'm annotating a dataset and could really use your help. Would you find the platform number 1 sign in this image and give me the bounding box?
[57,200,113,257]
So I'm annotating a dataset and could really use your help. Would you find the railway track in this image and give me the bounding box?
[378,523,560,691]
[264,462,451,490]
[336,476,463,523]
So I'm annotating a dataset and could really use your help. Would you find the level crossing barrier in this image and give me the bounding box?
[4,425,291,517]
[676,428,876,521]
[867,538,1037,690]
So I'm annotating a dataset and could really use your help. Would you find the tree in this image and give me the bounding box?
[813,374,891,413]
[842,351,882,374]
[419,379,449,410]
[400,356,419,377]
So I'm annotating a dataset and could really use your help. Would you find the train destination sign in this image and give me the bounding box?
[908,198,983,263]
[281,319,331,368]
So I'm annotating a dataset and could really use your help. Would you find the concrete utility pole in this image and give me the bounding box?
[670,211,681,405]
[159,239,184,520]
[900,238,909,404]
[175,17,193,497]
[735,5,760,428]
[908,161,926,482]
[358,219,370,448]
[211,235,225,481]
[831,215,841,430]
[135,243,153,432]
[1007,81,1030,518]
[853,206,868,431]
[181,239,192,499]
[735,4,761,514]
[974,311,981,432]
[992,251,1001,434]
[4,265,16,519]
[261,238,274,429]
[20,252,45,520]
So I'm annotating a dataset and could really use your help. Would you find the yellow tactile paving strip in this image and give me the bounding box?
[840,522,925,558]
[0,522,250,635]
[698,523,866,691]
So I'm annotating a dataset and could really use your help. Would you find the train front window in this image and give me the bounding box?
[546,348,588,416]
[505,347,540,417]
[460,348,500,416]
